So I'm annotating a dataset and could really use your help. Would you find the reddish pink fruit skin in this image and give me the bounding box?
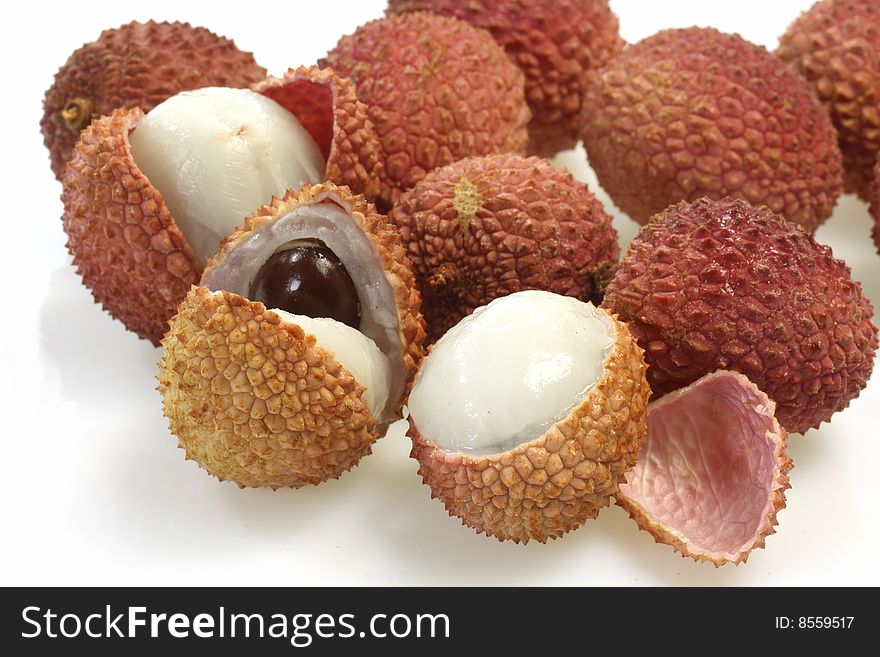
[601,196,878,434]
[777,0,880,200]
[871,157,880,254]
[321,12,531,203]
[583,27,844,232]
[387,0,624,157]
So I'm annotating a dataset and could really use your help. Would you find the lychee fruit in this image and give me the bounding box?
[389,154,619,342]
[601,196,878,434]
[42,20,266,180]
[777,0,880,199]
[617,370,792,566]
[871,157,880,253]
[386,0,624,157]
[62,71,384,345]
[321,12,531,203]
[158,183,426,489]
[582,27,844,232]
[407,290,650,543]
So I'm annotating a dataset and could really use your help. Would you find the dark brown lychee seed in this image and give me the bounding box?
[249,244,361,328]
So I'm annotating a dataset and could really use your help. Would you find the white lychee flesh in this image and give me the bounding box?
[202,201,406,423]
[408,290,615,456]
[273,309,392,421]
[129,87,325,264]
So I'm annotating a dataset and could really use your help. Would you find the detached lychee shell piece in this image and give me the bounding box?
[158,183,426,489]
[601,196,878,434]
[582,27,843,232]
[617,370,792,566]
[254,66,387,205]
[321,12,531,203]
[407,291,650,544]
[387,0,624,157]
[777,0,880,199]
[42,20,266,179]
[390,154,619,342]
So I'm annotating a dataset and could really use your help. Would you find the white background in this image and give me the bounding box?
[2,0,878,586]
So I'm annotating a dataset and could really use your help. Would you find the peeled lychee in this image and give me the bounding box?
[389,154,619,342]
[321,12,531,203]
[617,370,792,566]
[582,27,844,232]
[777,0,880,199]
[601,196,878,434]
[407,290,649,543]
[158,183,426,489]
[62,70,384,345]
[386,0,624,157]
[42,21,266,179]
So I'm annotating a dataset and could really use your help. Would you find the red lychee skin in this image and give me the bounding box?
[872,158,880,253]
[777,0,880,200]
[321,12,531,204]
[386,0,624,158]
[42,21,266,180]
[583,27,844,232]
[61,109,202,345]
[389,154,619,342]
[601,197,878,434]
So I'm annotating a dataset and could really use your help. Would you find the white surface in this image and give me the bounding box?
[1,0,878,586]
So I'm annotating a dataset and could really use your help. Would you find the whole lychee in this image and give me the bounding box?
[601,196,877,434]
[582,27,844,232]
[386,0,624,157]
[407,290,649,543]
[42,21,266,180]
[321,12,531,203]
[777,0,880,199]
[389,154,619,342]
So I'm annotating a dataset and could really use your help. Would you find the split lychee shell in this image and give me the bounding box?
[158,183,426,489]
[61,66,386,345]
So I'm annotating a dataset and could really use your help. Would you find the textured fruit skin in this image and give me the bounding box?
[390,154,619,342]
[617,370,792,567]
[62,108,202,345]
[160,184,427,489]
[42,21,266,180]
[871,158,880,253]
[321,12,530,203]
[386,0,623,157]
[583,27,844,232]
[602,197,878,434]
[254,66,387,205]
[409,310,649,544]
[777,0,880,199]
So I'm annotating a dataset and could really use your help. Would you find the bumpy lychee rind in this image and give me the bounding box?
[205,183,426,405]
[159,183,426,489]
[386,0,624,157]
[616,370,792,566]
[583,27,844,231]
[390,154,619,342]
[42,21,266,180]
[777,0,880,199]
[408,312,649,544]
[602,197,878,434]
[254,66,387,206]
[61,108,202,345]
[158,287,377,488]
[872,158,880,253]
[321,12,531,203]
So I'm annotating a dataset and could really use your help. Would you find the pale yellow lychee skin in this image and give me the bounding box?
[158,183,426,488]
[408,311,650,544]
[159,287,377,488]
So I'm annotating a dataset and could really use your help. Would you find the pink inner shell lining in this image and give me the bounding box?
[618,371,777,556]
